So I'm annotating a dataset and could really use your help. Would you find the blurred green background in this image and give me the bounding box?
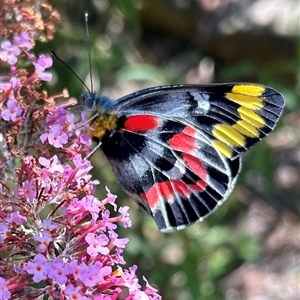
[45,0,299,299]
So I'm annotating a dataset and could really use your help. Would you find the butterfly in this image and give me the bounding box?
[82,83,285,232]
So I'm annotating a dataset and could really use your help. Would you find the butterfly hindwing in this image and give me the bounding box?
[88,83,285,231]
[101,116,241,231]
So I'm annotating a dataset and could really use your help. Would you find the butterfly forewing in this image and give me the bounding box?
[88,83,285,232]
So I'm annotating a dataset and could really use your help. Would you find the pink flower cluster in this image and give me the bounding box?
[0,6,161,300]
[0,32,52,82]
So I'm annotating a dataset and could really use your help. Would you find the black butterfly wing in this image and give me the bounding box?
[113,83,284,159]
[94,83,284,232]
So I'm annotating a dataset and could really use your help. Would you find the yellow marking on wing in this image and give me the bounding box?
[232,84,265,97]
[233,120,260,138]
[212,140,233,158]
[213,124,246,147]
[226,93,264,110]
[211,85,269,156]
[237,107,265,128]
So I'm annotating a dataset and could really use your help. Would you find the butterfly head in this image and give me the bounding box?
[81,92,115,112]
[81,92,118,141]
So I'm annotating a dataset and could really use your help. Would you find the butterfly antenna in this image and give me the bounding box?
[51,51,91,93]
[85,11,94,93]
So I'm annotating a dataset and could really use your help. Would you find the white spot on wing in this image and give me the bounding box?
[190,92,210,113]
[175,160,186,175]
[128,154,149,178]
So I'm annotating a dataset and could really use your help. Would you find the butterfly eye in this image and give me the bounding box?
[82,92,97,110]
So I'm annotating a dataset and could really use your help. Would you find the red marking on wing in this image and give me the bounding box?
[182,153,207,191]
[142,180,190,210]
[182,126,197,136]
[123,115,159,132]
[169,129,196,152]
[189,180,206,191]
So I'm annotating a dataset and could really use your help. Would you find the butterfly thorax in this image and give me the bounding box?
[88,112,118,140]
[82,92,118,141]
